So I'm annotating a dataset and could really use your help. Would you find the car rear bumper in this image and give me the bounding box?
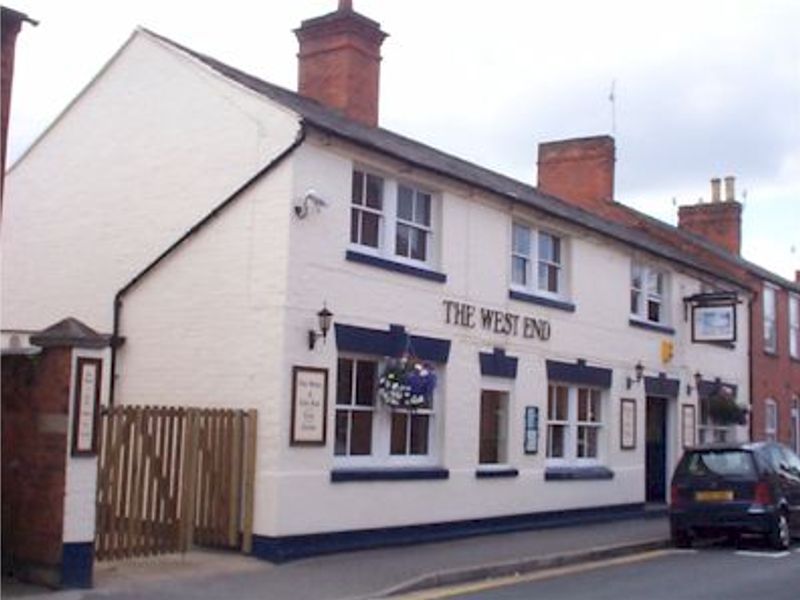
[670,505,777,535]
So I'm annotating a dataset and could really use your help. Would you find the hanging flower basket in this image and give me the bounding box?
[378,355,437,409]
[707,385,748,426]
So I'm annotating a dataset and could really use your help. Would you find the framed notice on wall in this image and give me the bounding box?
[681,404,696,449]
[291,366,328,446]
[72,357,102,456]
[620,398,636,450]
[524,406,539,454]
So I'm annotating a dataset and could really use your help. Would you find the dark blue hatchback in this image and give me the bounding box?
[669,442,800,549]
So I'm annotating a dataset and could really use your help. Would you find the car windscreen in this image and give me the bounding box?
[681,450,757,479]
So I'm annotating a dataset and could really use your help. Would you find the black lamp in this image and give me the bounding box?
[687,371,703,396]
[308,304,334,350]
[626,361,644,390]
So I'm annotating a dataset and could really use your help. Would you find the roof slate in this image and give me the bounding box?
[143,29,796,293]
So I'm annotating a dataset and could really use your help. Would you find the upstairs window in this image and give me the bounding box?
[631,263,668,324]
[349,169,438,269]
[351,170,384,249]
[789,294,799,359]
[763,285,777,354]
[511,223,566,298]
[395,184,432,261]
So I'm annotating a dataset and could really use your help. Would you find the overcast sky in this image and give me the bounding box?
[6,0,799,280]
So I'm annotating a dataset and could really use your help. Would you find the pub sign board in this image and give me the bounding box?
[291,366,328,446]
[692,304,736,343]
[72,357,102,456]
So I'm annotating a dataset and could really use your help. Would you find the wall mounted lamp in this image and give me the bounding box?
[308,304,334,350]
[626,361,645,390]
[686,371,703,396]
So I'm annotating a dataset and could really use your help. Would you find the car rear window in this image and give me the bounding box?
[681,450,756,478]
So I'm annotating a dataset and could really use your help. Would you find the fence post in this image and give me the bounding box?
[240,409,257,554]
[179,409,200,552]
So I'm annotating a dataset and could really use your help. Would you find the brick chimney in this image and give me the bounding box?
[678,176,743,255]
[537,136,616,211]
[295,0,387,127]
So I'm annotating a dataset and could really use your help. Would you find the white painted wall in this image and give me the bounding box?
[62,347,111,543]
[116,159,296,535]
[1,29,299,337]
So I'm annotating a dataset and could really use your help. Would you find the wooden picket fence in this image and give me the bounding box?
[95,406,257,561]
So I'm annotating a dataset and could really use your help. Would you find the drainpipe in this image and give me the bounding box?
[108,126,307,406]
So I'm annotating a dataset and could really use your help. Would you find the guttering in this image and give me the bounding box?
[108,125,307,405]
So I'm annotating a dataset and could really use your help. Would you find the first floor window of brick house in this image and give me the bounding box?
[479,390,509,465]
[547,384,603,462]
[789,294,799,359]
[511,223,566,297]
[763,284,777,353]
[351,170,384,248]
[631,263,667,324]
[334,356,435,462]
[765,398,778,442]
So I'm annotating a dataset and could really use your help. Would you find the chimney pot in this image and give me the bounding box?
[724,176,735,202]
[711,178,721,203]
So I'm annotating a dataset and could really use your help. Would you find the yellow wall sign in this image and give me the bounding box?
[661,340,674,364]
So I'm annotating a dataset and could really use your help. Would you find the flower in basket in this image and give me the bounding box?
[378,356,437,409]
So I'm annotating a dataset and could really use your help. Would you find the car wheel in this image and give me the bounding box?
[768,512,790,550]
[672,527,692,549]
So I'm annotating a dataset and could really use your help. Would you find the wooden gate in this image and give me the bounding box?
[95,406,257,561]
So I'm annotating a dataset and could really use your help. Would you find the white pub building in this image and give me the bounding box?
[2,1,750,562]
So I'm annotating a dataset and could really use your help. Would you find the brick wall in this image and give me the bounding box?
[678,201,742,256]
[537,136,615,210]
[1,348,71,586]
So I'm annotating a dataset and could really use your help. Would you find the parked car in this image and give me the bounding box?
[669,442,800,549]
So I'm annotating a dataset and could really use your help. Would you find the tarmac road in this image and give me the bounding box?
[416,543,800,600]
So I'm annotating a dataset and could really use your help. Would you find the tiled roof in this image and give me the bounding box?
[144,29,795,292]
[30,317,112,349]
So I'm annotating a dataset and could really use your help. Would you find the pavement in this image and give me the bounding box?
[1,514,669,600]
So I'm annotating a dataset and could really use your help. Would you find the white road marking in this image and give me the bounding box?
[735,550,790,558]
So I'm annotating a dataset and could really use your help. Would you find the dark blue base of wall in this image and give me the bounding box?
[252,502,664,563]
[61,543,93,589]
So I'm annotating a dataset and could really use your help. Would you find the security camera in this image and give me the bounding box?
[294,189,329,218]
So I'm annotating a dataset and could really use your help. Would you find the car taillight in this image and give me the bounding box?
[670,484,684,507]
[754,480,772,505]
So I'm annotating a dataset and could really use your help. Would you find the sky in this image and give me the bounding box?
[6,0,800,280]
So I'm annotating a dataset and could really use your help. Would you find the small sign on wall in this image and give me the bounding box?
[524,406,539,454]
[692,304,736,343]
[291,366,328,446]
[72,357,102,456]
[620,398,637,450]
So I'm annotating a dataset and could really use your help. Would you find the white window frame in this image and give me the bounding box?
[630,262,669,325]
[349,167,440,271]
[763,284,777,354]
[333,354,439,468]
[765,398,778,442]
[789,293,799,359]
[510,222,568,300]
[546,383,605,466]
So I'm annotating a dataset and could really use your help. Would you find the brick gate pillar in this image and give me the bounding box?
[1,318,111,589]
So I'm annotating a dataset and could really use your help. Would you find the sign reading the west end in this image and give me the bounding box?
[291,367,328,446]
[442,300,551,341]
[73,357,102,456]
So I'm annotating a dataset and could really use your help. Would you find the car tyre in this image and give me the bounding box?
[767,511,790,550]
[672,526,692,549]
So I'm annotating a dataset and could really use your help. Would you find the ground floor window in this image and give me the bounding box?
[698,397,734,444]
[479,390,509,464]
[546,383,604,463]
[334,356,436,464]
[792,398,800,454]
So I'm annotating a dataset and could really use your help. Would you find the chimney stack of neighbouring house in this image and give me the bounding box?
[295,0,387,127]
[678,176,743,255]
[537,136,616,211]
